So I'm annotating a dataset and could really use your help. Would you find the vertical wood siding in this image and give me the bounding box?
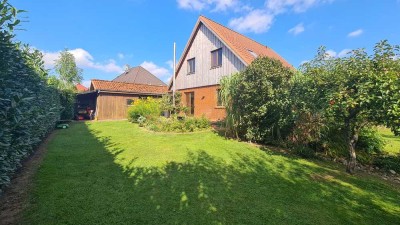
[176,24,246,90]
[96,93,139,120]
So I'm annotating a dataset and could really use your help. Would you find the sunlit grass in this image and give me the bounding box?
[23,121,400,225]
[378,127,400,155]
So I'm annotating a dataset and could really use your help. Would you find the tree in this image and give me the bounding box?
[53,49,83,119]
[54,49,83,90]
[301,40,400,173]
[220,57,295,143]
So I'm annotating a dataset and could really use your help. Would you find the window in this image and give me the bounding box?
[126,99,134,106]
[216,89,223,107]
[187,58,195,74]
[248,49,258,58]
[211,48,222,68]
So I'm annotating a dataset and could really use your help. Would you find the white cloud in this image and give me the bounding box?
[226,0,334,33]
[229,9,274,33]
[337,49,351,57]
[325,48,352,58]
[166,60,174,70]
[42,48,124,73]
[117,53,125,59]
[176,0,239,11]
[266,0,333,14]
[326,49,337,58]
[140,61,171,81]
[348,29,363,37]
[288,23,305,35]
[300,60,309,65]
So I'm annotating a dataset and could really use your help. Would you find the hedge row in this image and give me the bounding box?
[0,2,61,193]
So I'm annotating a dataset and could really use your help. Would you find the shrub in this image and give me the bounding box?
[373,155,400,172]
[127,98,162,122]
[144,116,210,133]
[220,57,294,143]
[292,146,316,159]
[356,127,386,154]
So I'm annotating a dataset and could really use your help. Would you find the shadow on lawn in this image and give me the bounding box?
[27,122,400,225]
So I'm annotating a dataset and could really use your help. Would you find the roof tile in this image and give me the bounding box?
[91,79,167,94]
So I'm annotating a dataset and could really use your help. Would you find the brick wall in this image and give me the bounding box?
[179,85,226,121]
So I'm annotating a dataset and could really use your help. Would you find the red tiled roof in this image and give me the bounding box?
[75,83,88,92]
[90,79,167,94]
[199,16,292,68]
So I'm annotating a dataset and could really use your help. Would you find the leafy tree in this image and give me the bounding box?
[53,49,83,119]
[54,49,83,90]
[221,57,295,143]
[300,40,400,173]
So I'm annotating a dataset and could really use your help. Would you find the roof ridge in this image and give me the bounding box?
[199,15,269,50]
[92,79,166,87]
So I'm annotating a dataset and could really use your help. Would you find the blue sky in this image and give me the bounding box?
[10,0,400,87]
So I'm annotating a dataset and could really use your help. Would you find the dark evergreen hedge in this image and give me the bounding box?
[0,1,61,193]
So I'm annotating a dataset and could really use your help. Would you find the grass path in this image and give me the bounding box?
[23,121,400,225]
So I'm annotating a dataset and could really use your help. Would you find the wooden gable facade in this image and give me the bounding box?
[169,16,292,121]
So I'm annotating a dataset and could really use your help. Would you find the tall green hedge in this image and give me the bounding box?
[0,1,61,193]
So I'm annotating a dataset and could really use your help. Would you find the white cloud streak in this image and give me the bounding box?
[42,48,124,73]
[288,23,305,35]
[348,29,363,37]
[222,0,333,33]
[176,0,239,11]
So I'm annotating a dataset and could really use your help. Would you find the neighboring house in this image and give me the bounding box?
[77,66,167,120]
[75,83,88,92]
[168,16,292,121]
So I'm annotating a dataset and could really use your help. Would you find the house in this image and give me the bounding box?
[168,16,291,121]
[75,83,88,92]
[76,66,167,120]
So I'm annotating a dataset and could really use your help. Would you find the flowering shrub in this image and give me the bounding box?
[127,98,162,122]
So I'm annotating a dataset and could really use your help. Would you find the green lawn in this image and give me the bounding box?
[23,121,400,225]
[378,127,400,155]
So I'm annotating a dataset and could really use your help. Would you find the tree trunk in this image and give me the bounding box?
[346,127,359,174]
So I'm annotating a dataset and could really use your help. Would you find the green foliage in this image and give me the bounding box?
[145,116,210,132]
[59,88,76,120]
[137,116,146,127]
[0,1,61,193]
[220,57,295,143]
[299,41,400,173]
[54,49,83,90]
[292,146,316,159]
[160,92,187,115]
[357,127,386,154]
[373,154,400,172]
[127,98,162,122]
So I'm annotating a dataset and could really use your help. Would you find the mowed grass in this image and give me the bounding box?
[23,121,400,225]
[378,127,400,155]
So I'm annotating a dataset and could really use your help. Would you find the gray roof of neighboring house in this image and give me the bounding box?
[113,66,167,86]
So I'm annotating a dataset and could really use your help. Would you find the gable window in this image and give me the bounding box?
[248,49,258,58]
[187,58,195,74]
[216,89,223,107]
[211,48,222,68]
